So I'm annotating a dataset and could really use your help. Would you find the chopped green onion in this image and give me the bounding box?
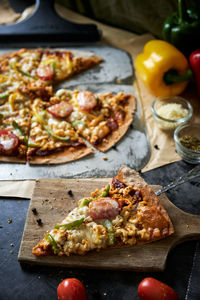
[45,233,58,254]
[104,219,115,246]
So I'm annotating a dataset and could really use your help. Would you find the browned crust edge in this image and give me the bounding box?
[95,95,136,152]
[116,165,174,236]
[0,155,26,163]
[28,145,94,165]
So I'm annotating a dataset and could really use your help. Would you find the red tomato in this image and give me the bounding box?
[57,278,88,300]
[0,130,19,154]
[36,64,54,81]
[138,277,179,300]
[48,101,73,118]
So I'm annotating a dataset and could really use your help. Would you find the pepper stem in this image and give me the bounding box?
[178,0,187,23]
[164,69,193,85]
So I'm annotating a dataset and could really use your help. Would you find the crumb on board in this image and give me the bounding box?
[103,156,108,161]
[10,243,14,247]
[67,189,73,197]
[154,144,160,150]
[116,79,121,84]
[10,250,13,254]
[36,218,43,226]
[8,219,12,224]
[103,292,107,296]
[32,208,38,215]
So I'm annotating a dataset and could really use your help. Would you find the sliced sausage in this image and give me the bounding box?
[87,197,120,220]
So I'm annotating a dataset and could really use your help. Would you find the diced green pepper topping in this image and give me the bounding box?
[54,217,84,230]
[33,110,70,142]
[79,184,110,207]
[13,121,40,148]
[13,120,28,145]
[104,219,115,246]
[45,233,58,254]
[72,120,86,128]
[0,92,9,101]
[17,68,36,79]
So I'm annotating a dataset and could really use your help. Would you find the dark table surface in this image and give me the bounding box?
[0,160,200,300]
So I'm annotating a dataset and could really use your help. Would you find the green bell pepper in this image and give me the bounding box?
[45,233,58,254]
[162,0,200,56]
[13,121,40,148]
[54,217,84,230]
[79,184,110,207]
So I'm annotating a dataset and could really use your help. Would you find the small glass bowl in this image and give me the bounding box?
[151,96,193,131]
[174,123,200,164]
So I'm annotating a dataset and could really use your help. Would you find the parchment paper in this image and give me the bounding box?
[0,1,199,197]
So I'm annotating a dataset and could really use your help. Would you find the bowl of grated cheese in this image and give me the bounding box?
[151,96,193,131]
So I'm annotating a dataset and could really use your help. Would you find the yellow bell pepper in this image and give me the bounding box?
[135,40,191,97]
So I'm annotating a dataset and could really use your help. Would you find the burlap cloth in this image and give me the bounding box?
[1,1,200,175]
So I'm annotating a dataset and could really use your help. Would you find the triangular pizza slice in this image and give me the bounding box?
[32,166,174,256]
[48,89,136,152]
[27,98,94,164]
[36,49,102,83]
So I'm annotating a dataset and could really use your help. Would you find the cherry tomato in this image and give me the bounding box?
[57,278,88,300]
[77,91,97,111]
[0,130,19,154]
[138,277,179,300]
[36,64,54,81]
[48,101,73,118]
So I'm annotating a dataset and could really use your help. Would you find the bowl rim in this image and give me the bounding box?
[174,122,200,155]
[151,96,193,124]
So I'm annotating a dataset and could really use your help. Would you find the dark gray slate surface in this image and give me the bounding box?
[0,161,200,300]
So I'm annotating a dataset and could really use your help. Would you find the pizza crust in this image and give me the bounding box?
[116,165,174,236]
[95,95,136,152]
[28,145,94,165]
[0,155,26,163]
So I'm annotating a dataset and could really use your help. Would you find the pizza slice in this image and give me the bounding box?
[27,98,93,164]
[32,166,174,256]
[0,91,32,162]
[48,89,136,151]
[36,49,102,83]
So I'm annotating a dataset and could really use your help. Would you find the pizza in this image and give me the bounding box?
[0,48,136,164]
[32,166,174,256]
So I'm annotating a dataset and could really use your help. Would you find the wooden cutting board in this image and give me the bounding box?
[18,178,200,271]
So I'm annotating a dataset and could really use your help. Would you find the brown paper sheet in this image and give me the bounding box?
[0,180,35,198]
[0,2,199,197]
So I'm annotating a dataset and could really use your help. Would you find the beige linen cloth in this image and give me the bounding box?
[0,1,199,198]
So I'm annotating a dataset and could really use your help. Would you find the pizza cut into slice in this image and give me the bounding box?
[27,98,94,164]
[48,89,136,151]
[36,49,102,83]
[0,91,32,162]
[32,166,174,256]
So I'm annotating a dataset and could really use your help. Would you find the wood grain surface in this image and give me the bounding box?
[18,178,200,271]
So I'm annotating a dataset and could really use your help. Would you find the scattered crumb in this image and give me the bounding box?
[8,219,12,224]
[116,79,121,84]
[103,292,107,296]
[10,243,14,247]
[50,206,53,210]
[127,254,131,257]
[154,144,160,150]
[36,218,42,226]
[67,190,73,197]
[32,208,38,215]
[10,250,13,254]
[103,156,108,161]
[38,276,40,279]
